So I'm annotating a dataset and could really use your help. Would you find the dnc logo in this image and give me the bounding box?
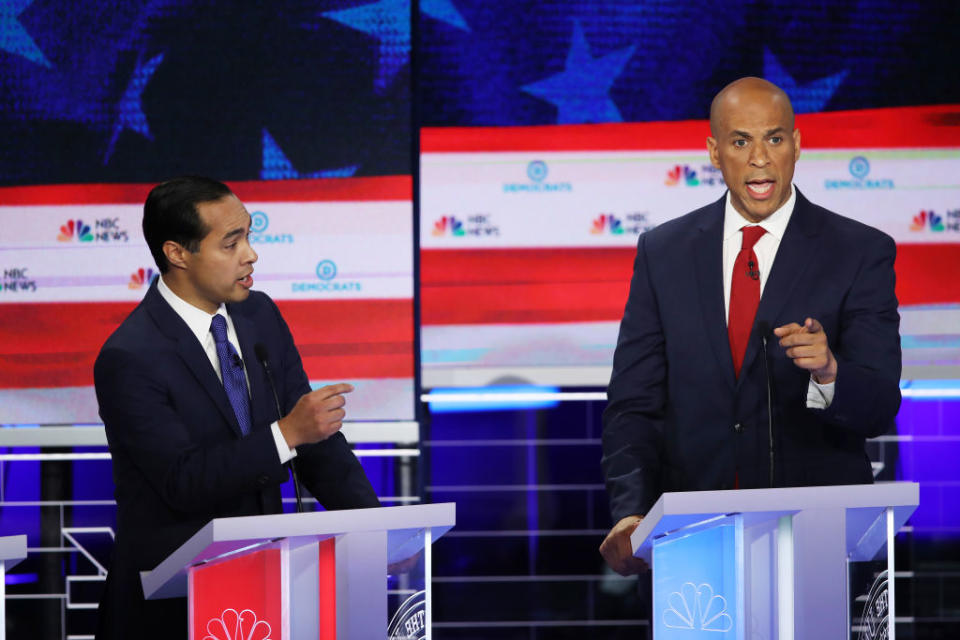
[315,260,337,280]
[591,214,624,235]
[503,160,572,193]
[432,216,465,237]
[250,211,269,233]
[249,210,293,244]
[911,210,945,232]
[57,219,94,242]
[128,267,156,289]
[825,155,894,190]
[527,160,548,182]
[665,165,700,187]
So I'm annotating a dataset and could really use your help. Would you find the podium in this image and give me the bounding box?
[631,483,918,640]
[0,535,27,640]
[141,503,455,640]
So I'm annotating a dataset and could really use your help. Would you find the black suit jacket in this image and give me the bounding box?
[93,280,379,639]
[602,191,902,521]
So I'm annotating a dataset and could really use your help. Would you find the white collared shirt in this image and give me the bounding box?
[720,186,834,409]
[157,275,296,462]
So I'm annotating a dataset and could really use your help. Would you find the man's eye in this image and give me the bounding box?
[770,136,782,144]
[733,139,747,148]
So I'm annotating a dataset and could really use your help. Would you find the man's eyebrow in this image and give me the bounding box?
[731,130,753,139]
[221,228,245,242]
[765,127,786,136]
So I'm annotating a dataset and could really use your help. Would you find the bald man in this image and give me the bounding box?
[599,78,901,575]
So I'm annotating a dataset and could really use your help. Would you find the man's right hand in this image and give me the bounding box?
[599,515,649,576]
[278,383,354,449]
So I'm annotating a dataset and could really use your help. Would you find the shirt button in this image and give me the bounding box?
[734,423,743,433]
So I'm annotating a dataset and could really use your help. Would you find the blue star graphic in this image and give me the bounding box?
[422,0,469,32]
[763,48,848,113]
[521,21,635,124]
[323,0,468,92]
[261,129,358,179]
[103,52,164,164]
[0,0,51,67]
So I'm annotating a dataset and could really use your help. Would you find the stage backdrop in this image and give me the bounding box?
[0,0,416,424]
[0,177,415,422]
[420,106,960,387]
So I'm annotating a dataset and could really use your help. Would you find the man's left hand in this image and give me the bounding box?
[773,317,837,384]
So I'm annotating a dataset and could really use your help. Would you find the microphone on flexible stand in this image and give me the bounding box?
[254,343,304,513]
[747,259,760,281]
[756,321,775,488]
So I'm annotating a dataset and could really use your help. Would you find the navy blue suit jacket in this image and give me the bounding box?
[93,280,379,638]
[601,191,902,521]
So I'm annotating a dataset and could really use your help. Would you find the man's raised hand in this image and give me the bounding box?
[278,383,354,449]
[773,317,837,383]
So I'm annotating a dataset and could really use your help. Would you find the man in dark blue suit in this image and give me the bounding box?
[600,78,901,575]
[94,176,380,638]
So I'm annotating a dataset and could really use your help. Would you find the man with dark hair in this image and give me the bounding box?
[141,175,231,271]
[599,78,901,575]
[94,176,380,638]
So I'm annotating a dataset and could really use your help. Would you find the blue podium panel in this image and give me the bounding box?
[653,518,743,639]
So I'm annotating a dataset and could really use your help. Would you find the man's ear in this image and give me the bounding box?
[706,136,720,169]
[792,128,802,162]
[162,241,190,271]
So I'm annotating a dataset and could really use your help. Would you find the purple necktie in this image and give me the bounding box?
[210,314,251,436]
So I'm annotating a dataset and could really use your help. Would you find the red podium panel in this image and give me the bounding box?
[190,548,284,640]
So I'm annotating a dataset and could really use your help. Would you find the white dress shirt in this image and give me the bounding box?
[720,186,834,409]
[157,276,297,462]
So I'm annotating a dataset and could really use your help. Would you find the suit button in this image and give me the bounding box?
[733,423,743,433]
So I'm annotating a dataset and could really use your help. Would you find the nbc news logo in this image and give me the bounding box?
[910,209,960,233]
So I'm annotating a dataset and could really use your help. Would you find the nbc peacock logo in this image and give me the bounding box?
[432,216,465,237]
[591,214,624,235]
[204,608,272,640]
[57,219,94,242]
[663,582,733,633]
[910,210,945,232]
[665,165,700,187]
[128,267,156,289]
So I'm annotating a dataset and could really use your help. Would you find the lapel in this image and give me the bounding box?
[227,300,276,426]
[737,189,824,385]
[143,280,244,437]
[692,195,736,390]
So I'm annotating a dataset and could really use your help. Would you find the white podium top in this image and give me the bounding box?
[142,502,456,599]
[631,482,919,562]
[0,535,27,569]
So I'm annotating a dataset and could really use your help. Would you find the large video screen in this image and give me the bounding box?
[0,1,416,423]
[420,106,960,387]
[0,178,414,422]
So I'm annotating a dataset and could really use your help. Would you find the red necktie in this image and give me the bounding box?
[728,226,766,377]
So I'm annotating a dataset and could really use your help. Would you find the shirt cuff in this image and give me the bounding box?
[271,421,297,463]
[806,377,835,409]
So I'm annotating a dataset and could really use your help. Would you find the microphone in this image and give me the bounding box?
[756,321,775,488]
[255,343,304,513]
[747,259,760,281]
